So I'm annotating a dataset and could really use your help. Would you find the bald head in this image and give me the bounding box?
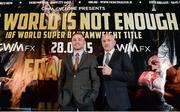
[101,34,116,52]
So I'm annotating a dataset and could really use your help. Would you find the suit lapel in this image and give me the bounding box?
[67,54,73,72]
[99,54,104,65]
[99,51,117,66]
[77,52,87,69]
[108,50,118,66]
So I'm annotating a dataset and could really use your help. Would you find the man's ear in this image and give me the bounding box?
[83,41,86,48]
[114,40,116,45]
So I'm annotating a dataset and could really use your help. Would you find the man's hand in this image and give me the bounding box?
[98,64,112,76]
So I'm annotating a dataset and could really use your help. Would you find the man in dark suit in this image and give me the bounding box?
[96,34,135,110]
[58,33,100,111]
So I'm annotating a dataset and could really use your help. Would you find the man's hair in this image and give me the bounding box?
[71,33,85,40]
[146,52,158,64]
[101,33,115,40]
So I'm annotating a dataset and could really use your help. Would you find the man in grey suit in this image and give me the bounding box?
[58,33,100,111]
[96,34,135,110]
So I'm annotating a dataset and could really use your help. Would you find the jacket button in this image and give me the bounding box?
[74,75,76,78]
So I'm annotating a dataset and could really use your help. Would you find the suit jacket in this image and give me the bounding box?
[59,52,100,107]
[96,50,135,110]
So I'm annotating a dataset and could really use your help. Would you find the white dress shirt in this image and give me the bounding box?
[72,49,84,65]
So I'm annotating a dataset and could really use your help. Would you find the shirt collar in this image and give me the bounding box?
[73,49,84,57]
[104,48,115,56]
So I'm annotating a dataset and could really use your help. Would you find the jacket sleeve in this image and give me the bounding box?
[111,53,135,82]
[89,56,100,102]
[58,57,66,92]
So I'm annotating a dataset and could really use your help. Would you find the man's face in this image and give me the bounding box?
[71,34,85,50]
[101,34,116,52]
[148,54,161,72]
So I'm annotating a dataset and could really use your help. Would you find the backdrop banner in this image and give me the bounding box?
[0,0,180,110]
